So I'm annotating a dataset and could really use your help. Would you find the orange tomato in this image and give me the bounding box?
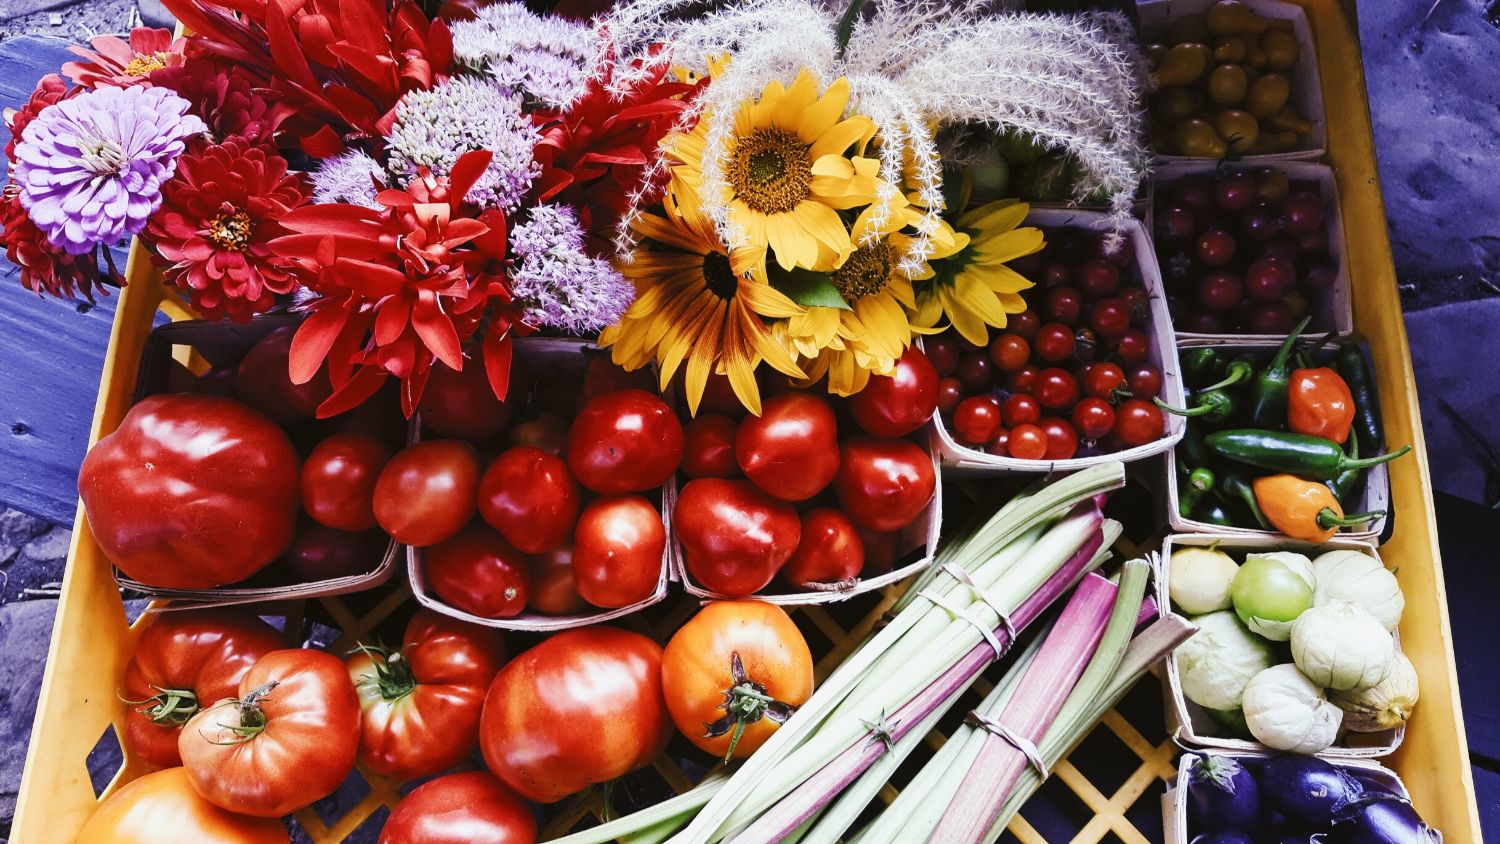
[76,768,288,844]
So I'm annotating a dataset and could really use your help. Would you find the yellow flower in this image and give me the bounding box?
[913,199,1044,346]
[665,69,888,274]
[600,186,806,416]
[780,203,960,396]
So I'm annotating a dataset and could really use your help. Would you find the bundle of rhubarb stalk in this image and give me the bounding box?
[549,462,1195,844]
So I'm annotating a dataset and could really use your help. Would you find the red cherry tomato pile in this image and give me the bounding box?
[674,347,939,597]
[930,227,1169,460]
[1154,168,1337,334]
[392,354,680,619]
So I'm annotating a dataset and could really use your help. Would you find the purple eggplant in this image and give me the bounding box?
[1260,756,1366,824]
[1344,769,1404,800]
[1261,830,1330,844]
[1186,752,1262,832]
[1333,798,1441,844]
[1193,832,1256,844]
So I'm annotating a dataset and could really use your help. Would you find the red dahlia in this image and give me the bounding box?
[4,74,74,162]
[151,58,288,148]
[0,184,112,301]
[62,27,185,89]
[147,138,311,322]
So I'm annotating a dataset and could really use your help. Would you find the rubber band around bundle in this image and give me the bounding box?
[965,711,1048,775]
[938,562,1018,641]
[917,588,1005,660]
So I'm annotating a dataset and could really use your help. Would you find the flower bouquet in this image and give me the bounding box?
[2,0,1150,421]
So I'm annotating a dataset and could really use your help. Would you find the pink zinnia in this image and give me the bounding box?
[62,27,185,89]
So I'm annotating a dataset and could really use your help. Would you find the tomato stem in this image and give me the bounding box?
[351,642,417,702]
[200,681,278,745]
[120,685,200,726]
[707,652,799,764]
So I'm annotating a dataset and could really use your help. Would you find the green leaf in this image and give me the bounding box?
[771,267,852,311]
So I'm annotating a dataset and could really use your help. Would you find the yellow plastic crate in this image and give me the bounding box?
[12,2,1482,841]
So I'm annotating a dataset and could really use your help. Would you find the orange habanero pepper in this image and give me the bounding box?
[1252,474,1381,542]
[1288,367,1355,443]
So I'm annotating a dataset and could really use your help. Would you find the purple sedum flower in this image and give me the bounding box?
[14,85,205,255]
[511,204,633,334]
[450,2,596,108]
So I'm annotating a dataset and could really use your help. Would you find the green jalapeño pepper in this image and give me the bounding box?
[1206,429,1413,481]
[1327,436,1363,505]
[1217,470,1271,529]
[1182,347,1223,388]
[1192,500,1237,527]
[1201,355,1256,393]
[1156,390,1238,426]
[1178,421,1214,470]
[1246,315,1311,428]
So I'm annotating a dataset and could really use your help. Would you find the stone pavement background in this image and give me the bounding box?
[0,0,1496,840]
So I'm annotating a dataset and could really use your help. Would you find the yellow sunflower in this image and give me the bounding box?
[779,203,963,396]
[665,69,888,274]
[600,187,806,416]
[912,198,1044,346]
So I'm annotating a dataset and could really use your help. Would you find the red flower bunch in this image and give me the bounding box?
[4,73,73,162]
[0,186,112,301]
[151,58,289,148]
[271,151,516,417]
[531,50,704,248]
[62,27,185,89]
[161,0,452,156]
[146,138,311,322]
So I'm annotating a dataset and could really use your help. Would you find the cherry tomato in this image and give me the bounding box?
[373,440,479,547]
[1115,328,1150,365]
[953,397,1002,446]
[379,771,536,844]
[1039,417,1079,460]
[1034,368,1081,410]
[849,346,939,437]
[1007,424,1047,459]
[418,359,516,442]
[1128,364,1163,398]
[936,377,964,416]
[1089,297,1132,340]
[281,521,388,581]
[1115,399,1166,446]
[1001,393,1042,428]
[782,508,865,588]
[480,627,670,803]
[300,433,390,532]
[235,325,331,423]
[1283,190,1325,235]
[121,610,285,769]
[424,523,530,619]
[675,478,801,596]
[734,392,840,501]
[1076,259,1121,298]
[77,768,289,844]
[986,427,1011,456]
[573,494,665,608]
[682,414,740,478]
[478,446,580,554]
[179,649,360,817]
[346,611,507,780]
[1118,286,1149,312]
[1046,286,1084,326]
[956,353,994,391]
[1008,310,1040,341]
[1034,323,1075,362]
[509,413,569,456]
[527,543,587,615]
[567,389,684,494]
[1196,229,1237,266]
[834,438,936,532]
[1041,261,1070,288]
[1072,398,1116,440]
[923,335,960,376]
[662,601,813,760]
[1083,362,1126,399]
[988,334,1031,372]
[1006,364,1040,394]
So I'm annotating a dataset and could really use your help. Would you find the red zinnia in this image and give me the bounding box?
[62,27,185,89]
[0,184,112,301]
[151,58,289,148]
[4,74,74,162]
[147,138,311,322]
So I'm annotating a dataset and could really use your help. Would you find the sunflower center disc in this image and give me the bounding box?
[731,128,812,215]
[831,240,895,303]
[701,251,740,300]
[208,209,254,251]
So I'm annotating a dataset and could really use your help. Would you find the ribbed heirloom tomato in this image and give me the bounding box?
[120,609,285,768]
[77,768,288,844]
[346,610,507,780]
[179,649,360,817]
[480,627,670,803]
[662,601,813,761]
[379,771,536,844]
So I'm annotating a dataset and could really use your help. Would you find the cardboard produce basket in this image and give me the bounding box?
[11,3,1483,843]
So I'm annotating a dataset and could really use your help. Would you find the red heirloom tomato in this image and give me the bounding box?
[682,414,740,479]
[833,439,936,533]
[782,508,865,588]
[79,394,301,589]
[425,524,530,618]
[478,446,580,554]
[572,494,665,609]
[373,440,480,547]
[379,771,536,844]
[120,609,284,769]
[674,478,801,597]
[235,325,331,423]
[528,544,588,615]
[179,649,360,817]
[661,601,814,760]
[480,627,670,803]
[849,346,939,438]
[735,392,840,501]
[346,610,507,780]
[301,433,391,531]
[281,521,388,581]
[418,359,517,442]
[568,389,684,493]
[77,768,288,844]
